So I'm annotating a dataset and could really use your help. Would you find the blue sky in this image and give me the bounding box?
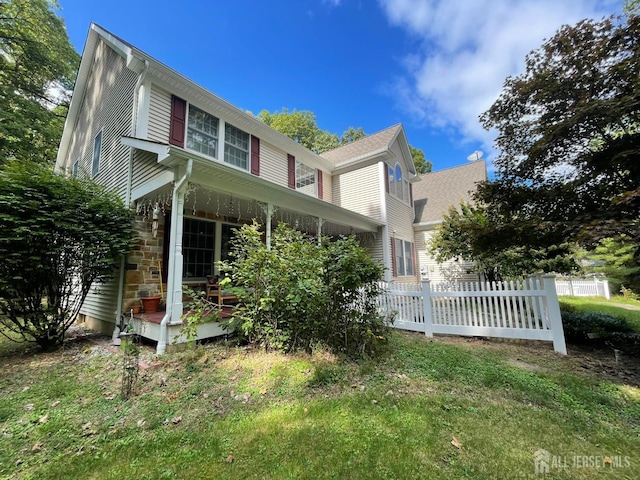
[57,0,622,172]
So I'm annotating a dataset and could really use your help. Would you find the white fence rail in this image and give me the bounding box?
[555,278,610,299]
[379,275,567,354]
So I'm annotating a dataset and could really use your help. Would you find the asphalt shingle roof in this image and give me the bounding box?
[413,161,487,224]
[320,124,402,165]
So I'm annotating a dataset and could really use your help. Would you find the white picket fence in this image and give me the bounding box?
[378,275,567,354]
[555,277,610,299]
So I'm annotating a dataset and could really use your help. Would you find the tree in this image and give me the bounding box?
[430,203,578,282]
[580,235,640,294]
[410,146,432,174]
[0,161,133,349]
[480,14,639,252]
[0,0,80,165]
[258,109,432,176]
[257,108,340,153]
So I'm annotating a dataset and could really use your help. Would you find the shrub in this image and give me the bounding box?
[560,309,634,343]
[0,161,132,349]
[220,222,392,359]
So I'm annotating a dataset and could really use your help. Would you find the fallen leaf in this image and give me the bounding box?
[137,419,146,427]
[38,414,49,424]
[604,456,612,464]
[385,390,394,396]
[451,435,462,449]
[24,404,34,411]
[225,455,234,463]
[22,386,30,392]
[304,407,309,414]
[50,401,60,408]
[104,393,116,400]
[171,416,182,424]
[31,441,43,452]
[82,422,92,430]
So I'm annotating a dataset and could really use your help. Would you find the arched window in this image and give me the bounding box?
[395,163,403,200]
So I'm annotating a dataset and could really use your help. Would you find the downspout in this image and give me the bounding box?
[379,162,391,282]
[114,58,149,343]
[157,159,193,354]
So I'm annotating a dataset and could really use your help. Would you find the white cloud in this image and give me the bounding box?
[378,0,620,159]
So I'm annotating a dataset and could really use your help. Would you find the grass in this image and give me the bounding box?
[559,295,640,332]
[1,329,639,480]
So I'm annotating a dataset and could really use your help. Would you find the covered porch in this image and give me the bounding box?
[122,139,384,353]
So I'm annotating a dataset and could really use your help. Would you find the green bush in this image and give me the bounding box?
[560,309,634,342]
[220,222,392,359]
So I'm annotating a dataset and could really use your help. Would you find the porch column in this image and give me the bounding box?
[317,217,324,245]
[157,160,192,354]
[260,202,274,250]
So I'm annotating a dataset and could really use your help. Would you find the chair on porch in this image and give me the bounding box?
[206,275,238,307]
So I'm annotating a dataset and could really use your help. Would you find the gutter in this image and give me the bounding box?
[157,158,193,354]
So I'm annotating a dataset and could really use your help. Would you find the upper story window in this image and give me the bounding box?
[72,160,79,178]
[92,131,102,177]
[296,161,316,195]
[224,124,249,169]
[388,162,409,202]
[187,106,219,158]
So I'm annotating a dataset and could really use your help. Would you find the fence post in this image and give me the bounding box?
[421,280,433,337]
[542,275,567,355]
[603,279,610,300]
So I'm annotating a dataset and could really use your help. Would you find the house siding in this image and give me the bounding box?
[332,163,381,220]
[259,142,289,188]
[80,270,121,325]
[131,149,171,192]
[415,229,479,284]
[148,84,171,143]
[65,40,137,201]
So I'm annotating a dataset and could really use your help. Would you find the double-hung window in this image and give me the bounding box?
[394,238,415,277]
[182,218,216,278]
[296,161,316,195]
[224,124,249,169]
[187,106,219,158]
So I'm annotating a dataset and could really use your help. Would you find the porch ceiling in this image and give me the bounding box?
[133,143,383,235]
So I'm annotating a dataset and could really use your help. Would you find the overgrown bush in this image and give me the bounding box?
[220,222,392,359]
[0,161,132,349]
[561,309,634,343]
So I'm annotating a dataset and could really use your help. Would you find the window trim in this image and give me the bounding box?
[295,160,317,196]
[224,123,250,170]
[186,104,219,159]
[394,238,415,278]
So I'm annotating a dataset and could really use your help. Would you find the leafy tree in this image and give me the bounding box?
[580,235,640,294]
[480,14,639,253]
[0,161,133,349]
[257,108,340,153]
[340,126,366,145]
[410,146,432,174]
[220,222,390,359]
[430,203,578,282]
[258,109,431,175]
[0,0,80,165]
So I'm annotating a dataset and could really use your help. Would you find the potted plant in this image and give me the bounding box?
[140,293,162,313]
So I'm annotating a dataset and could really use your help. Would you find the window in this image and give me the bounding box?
[72,160,79,178]
[296,161,316,195]
[224,124,249,169]
[394,164,403,201]
[92,131,102,177]
[388,162,410,203]
[394,238,414,277]
[182,218,215,278]
[187,106,219,158]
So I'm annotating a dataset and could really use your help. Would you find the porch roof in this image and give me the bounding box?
[124,137,384,234]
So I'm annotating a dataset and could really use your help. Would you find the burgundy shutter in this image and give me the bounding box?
[317,169,323,199]
[251,135,260,176]
[390,237,397,277]
[288,154,296,189]
[169,95,186,147]
[384,163,390,193]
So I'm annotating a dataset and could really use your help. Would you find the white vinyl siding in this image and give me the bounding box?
[148,85,171,143]
[64,40,137,201]
[415,229,479,284]
[332,163,381,221]
[79,269,121,324]
[259,142,289,187]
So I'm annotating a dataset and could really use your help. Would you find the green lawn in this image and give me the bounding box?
[559,295,640,332]
[1,327,639,480]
